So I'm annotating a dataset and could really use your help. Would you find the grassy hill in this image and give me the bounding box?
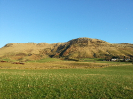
[0,37,133,61]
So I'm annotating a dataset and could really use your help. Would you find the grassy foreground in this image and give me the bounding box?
[0,65,133,99]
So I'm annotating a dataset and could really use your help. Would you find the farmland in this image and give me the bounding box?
[0,61,133,98]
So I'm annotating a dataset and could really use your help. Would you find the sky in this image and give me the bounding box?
[0,0,133,48]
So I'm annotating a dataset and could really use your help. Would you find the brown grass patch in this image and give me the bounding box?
[0,61,124,69]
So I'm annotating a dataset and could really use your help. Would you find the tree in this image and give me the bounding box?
[123,56,126,62]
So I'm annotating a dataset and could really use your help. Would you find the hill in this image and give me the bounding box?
[0,37,133,61]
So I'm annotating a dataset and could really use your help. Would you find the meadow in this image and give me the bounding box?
[0,64,133,99]
[0,58,132,69]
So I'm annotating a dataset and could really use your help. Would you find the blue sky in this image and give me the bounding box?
[0,0,133,48]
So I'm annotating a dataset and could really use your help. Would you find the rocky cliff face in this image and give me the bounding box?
[0,37,133,61]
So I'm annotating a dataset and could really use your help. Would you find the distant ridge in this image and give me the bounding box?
[0,37,133,61]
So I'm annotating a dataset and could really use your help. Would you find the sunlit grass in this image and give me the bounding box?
[27,58,62,63]
[0,58,132,69]
[0,65,133,99]
[80,58,132,64]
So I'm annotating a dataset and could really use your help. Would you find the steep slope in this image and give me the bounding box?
[51,38,133,59]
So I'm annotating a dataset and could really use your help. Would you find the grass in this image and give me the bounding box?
[0,58,11,62]
[80,58,132,64]
[1,60,132,70]
[80,58,103,61]
[27,58,62,63]
[0,65,133,99]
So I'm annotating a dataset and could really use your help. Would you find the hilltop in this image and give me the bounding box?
[0,37,133,61]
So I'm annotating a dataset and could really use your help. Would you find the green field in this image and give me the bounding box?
[0,65,133,99]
